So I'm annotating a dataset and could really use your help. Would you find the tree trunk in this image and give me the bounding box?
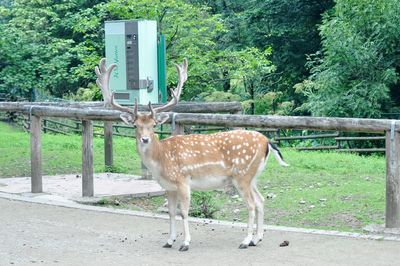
[223,70,230,92]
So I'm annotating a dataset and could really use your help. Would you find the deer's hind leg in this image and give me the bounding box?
[233,178,256,249]
[249,184,265,246]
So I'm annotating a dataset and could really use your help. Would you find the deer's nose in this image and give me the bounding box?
[141,137,150,144]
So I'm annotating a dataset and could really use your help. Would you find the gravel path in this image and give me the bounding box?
[1,197,400,266]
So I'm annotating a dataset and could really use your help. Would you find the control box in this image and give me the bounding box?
[105,20,160,105]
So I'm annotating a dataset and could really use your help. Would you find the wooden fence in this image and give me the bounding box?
[0,101,399,229]
[5,113,386,153]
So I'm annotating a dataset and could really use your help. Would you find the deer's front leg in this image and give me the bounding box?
[177,183,191,251]
[163,191,178,248]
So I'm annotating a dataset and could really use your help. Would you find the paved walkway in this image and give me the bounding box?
[1,195,400,266]
[0,173,164,200]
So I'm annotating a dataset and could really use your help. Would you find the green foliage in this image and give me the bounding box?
[254,92,294,115]
[65,83,102,102]
[198,91,241,102]
[0,0,274,102]
[189,0,333,114]
[0,0,79,97]
[249,0,334,114]
[2,0,399,117]
[298,0,400,118]
[189,191,220,218]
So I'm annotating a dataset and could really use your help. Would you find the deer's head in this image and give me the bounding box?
[95,58,188,145]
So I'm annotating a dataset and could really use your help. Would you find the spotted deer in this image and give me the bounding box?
[95,58,289,251]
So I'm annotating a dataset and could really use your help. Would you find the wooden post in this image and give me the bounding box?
[104,121,113,168]
[172,123,184,136]
[30,115,42,193]
[385,128,400,228]
[141,162,152,180]
[232,110,242,130]
[276,129,281,147]
[43,119,47,133]
[82,120,94,197]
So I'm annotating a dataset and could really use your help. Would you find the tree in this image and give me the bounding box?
[243,0,334,112]
[0,0,274,106]
[186,0,334,114]
[72,0,274,103]
[297,0,400,118]
[0,0,90,98]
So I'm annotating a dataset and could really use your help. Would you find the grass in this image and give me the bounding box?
[128,149,385,232]
[0,122,142,177]
[0,122,386,232]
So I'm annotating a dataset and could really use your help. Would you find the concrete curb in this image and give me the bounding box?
[1,191,399,242]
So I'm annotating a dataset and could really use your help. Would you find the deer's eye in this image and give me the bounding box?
[132,124,137,129]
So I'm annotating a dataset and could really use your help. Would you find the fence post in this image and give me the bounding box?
[141,162,152,179]
[82,120,94,197]
[172,122,184,136]
[232,110,242,130]
[276,129,281,146]
[104,121,113,168]
[30,115,42,193]
[385,126,400,228]
[43,119,47,133]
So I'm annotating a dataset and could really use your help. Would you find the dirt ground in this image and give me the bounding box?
[1,196,400,266]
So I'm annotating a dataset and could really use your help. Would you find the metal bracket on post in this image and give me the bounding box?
[28,105,36,130]
[390,121,396,171]
[171,112,177,132]
[29,105,34,121]
[171,112,184,136]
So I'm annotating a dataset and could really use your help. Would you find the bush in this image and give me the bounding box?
[190,191,220,219]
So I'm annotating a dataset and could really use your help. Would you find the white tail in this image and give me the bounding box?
[268,143,290,167]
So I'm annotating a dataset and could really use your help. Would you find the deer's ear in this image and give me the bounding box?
[156,113,169,125]
[120,113,134,125]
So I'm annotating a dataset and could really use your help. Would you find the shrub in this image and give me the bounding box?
[190,191,220,219]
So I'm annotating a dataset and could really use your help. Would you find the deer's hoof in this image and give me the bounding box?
[179,245,189,252]
[249,241,256,246]
[163,243,172,248]
[238,244,248,249]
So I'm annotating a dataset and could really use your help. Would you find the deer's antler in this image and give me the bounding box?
[96,57,188,119]
[95,58,136,116]
[152,58,188,113]
[95,58,115,107]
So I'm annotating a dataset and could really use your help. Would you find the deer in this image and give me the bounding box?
[95,58,289,251]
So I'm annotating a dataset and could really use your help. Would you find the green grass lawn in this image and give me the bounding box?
[0,122,142,177]
[0,121,386,232]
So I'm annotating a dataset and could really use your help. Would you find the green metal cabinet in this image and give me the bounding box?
[105,20,166,105]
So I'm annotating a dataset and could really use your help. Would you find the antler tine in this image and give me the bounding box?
[95,58,136,115]
[110,92,137,115]
[153,58,188,113]
[149,101,156,120]
[95,58,116,106]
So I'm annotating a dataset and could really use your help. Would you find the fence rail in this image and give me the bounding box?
[1,113,388,155]
[7,114,387,152]
[0,101,399,228]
